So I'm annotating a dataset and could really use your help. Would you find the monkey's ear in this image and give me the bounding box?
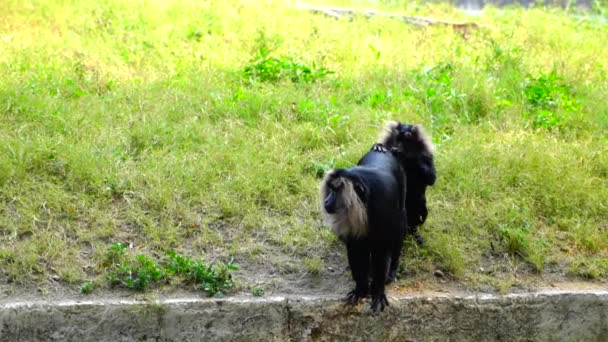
[413,124,427,138]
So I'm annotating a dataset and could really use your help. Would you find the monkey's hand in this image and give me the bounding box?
[370,294,389,312]
[371,143,388,153]
[345,288,368,305]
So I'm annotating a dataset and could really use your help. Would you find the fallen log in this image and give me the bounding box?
[295,2,481,32]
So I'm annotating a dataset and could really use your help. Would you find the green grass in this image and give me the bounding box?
[1,0,607,294]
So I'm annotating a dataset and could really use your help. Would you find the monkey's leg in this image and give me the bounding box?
[407,220,425,245]
[345,239,370,305]
[370,247,390,312]
[387,231,405,284]
[387,210,408,284]
[413,202,428,245]
[406,202,426,246]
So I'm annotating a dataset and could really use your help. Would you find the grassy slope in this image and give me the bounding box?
[0,0,607,293]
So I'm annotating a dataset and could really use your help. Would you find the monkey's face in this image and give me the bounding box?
[395,123,423,156]
[397,123,415,139]
[323,178,344,214]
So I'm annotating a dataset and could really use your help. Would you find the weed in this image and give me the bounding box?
[97,247,238,294]
[252,287,265,297]
[107,254,165,291]
[80,280,96,294]
[243,49,333,83]
[164,250,238,297]
[106,242,127,266]
[523,71,578,129]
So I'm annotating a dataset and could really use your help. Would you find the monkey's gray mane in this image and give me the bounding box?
[414,124,435,157]
[319,170,368,239]
[377,121,400,146]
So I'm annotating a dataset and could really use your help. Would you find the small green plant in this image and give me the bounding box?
[243,49,333,83]
[107,253,165,291]
[164,250,239,297]
[80,280,96,294]
[252,287,265,297]
[164,249,194,275]
[523,71,578,129]
[122,255,165,291]
[106,242,127,265]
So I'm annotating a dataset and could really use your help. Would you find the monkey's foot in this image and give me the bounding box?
[370,294,389,312]
[345,288,368,305]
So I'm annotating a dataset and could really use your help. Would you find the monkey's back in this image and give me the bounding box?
[345,164,405,240]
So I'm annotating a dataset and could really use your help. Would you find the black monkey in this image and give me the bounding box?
[320,148,407,312]
[375,121,436,246]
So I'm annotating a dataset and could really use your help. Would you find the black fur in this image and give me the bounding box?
[321,149,407,312]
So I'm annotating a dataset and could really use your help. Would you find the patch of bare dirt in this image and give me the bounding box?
[0,240,606,304]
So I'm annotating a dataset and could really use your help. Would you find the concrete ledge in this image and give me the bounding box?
[1,290,607,341]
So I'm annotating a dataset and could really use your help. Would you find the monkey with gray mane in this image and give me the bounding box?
[320,146,407,312]
[374,121,436,246]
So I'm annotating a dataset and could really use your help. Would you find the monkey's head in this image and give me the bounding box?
[379,121,434,159]
[321,171,366,214]
[320,170,368,239]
